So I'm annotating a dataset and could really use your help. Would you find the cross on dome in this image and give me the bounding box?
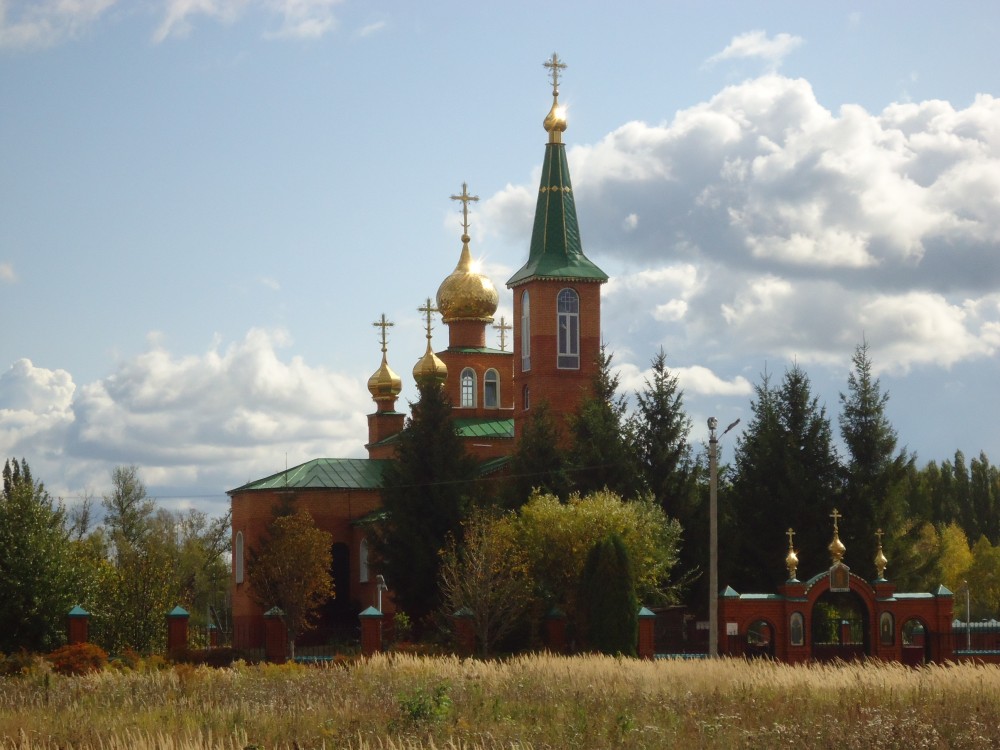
[450,182,479,238]
[373,313,394,353]
[544,52,567,96]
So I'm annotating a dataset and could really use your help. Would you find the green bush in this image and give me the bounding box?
[579,533,638,656]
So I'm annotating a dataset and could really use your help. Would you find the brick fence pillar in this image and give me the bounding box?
[544,606,567,654]
[359,606,384,656]
[638,606,656,660]
[264,607,288,664]
[452,608,476,657]
[167,606,190,655]
[67,605,90,645]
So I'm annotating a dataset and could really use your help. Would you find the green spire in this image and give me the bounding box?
[506,54,608,289]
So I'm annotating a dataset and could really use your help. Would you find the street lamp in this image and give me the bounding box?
[708,416,739,657]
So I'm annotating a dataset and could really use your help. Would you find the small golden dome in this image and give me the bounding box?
[368,354,402,402]
[828,534,846,564]
[874,528,888,579]
[413,347,447,385]
[413,297,448,386]
[543,99,567,142]
[785,548,799,580]
[436,238,499,323]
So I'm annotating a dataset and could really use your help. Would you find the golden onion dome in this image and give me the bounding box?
[368,353,402,402]
[413,347,447,385]
[874,544,888,579]
[436,237,499,323]
[785,548,799,580]
[828,533,846,564]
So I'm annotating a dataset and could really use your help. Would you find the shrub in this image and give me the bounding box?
[46,643,108,675]
[0,650,48,677]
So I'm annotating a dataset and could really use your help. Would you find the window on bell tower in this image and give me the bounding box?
[521,290,531,371]
[484,368,499,408]
[557,288,580,369]
[460,368,476,407]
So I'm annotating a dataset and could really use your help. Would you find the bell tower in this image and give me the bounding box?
[506,53,608,442]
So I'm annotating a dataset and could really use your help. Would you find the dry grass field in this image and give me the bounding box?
[2,653,1000,749]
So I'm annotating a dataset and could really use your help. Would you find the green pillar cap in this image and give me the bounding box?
[359,606,383,618]
[722,585,740,598]
[933,584,953,597]
[638,606,656,618]
[168,606,189,617]
[264,606,285,617]
[68,605,89,617]
[453,607,474,618]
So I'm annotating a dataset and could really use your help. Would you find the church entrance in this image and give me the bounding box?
[811,589,870,662]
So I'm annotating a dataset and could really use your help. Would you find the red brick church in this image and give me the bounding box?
[229,54,608,650]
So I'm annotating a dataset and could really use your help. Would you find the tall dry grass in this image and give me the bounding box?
[2,654,1000,748]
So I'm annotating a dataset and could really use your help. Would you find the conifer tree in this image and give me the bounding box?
[374,379,478,625]
[730,364,842,590]
[506,399,571,507]
[634,348,694,513]
[578,532,638,656]
[838,340,913,572]
[568,345,642,499]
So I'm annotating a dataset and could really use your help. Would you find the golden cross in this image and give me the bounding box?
[372,313,393,353]
[417,297,438,341]
[786,527,796,550]
[875,528,884,546]
[544,52,567,95]
[493,315,512,351]
[830,508,842,534]
[450,182,479,237]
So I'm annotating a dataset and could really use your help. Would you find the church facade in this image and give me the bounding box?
[228,54,608,650]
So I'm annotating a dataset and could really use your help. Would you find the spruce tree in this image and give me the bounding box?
[373,379,477,625]
[568,345,642,499]
[730,364,842,590]
[634,348,694,513]
[506,399,571,507]
[838,340,913,572]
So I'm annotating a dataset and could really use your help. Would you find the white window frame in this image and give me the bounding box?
[460,367,476,407]
[359,538,370,583]
[557,287,580,369]
[484,368,499,408]
[521,290,531,371]
[234,530,244,584]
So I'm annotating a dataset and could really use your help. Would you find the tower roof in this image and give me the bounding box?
[507,53,608,289]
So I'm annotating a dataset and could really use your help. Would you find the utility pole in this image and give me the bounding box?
[708,416,739,657]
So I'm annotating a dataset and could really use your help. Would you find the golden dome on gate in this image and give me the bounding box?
[436,237,499,323]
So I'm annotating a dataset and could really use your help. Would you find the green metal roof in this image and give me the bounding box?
[506,142,608,287]
[453,417,514,439]
[446,347,513,356]
[478,455,512,476]
[229,458,390,493]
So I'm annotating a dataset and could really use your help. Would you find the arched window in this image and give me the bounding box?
[557,288,580,369]
[521,290,531,371]
[460,368,476,407]
[359,538,370,583]
[523,384,530,410]
[234,531,244,584]
[484,368,500,408]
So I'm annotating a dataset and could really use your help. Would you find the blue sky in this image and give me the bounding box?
[2,1,999,519]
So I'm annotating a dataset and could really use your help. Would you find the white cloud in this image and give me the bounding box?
[263,0,340,39]
[0,329,370,503]
[706,30,804,71]
[0,262,16,283]
[0,0,117,50]
[478,74,1000,375]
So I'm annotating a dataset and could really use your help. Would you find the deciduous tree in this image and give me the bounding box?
[246,509,334,658]
[438,510,534,656]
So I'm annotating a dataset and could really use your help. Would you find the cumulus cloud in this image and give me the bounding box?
[0,0,117,50]
[0,329,369,503]
[355,19,384,37]
[706,30,804,71]
[483,74,1000,376]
